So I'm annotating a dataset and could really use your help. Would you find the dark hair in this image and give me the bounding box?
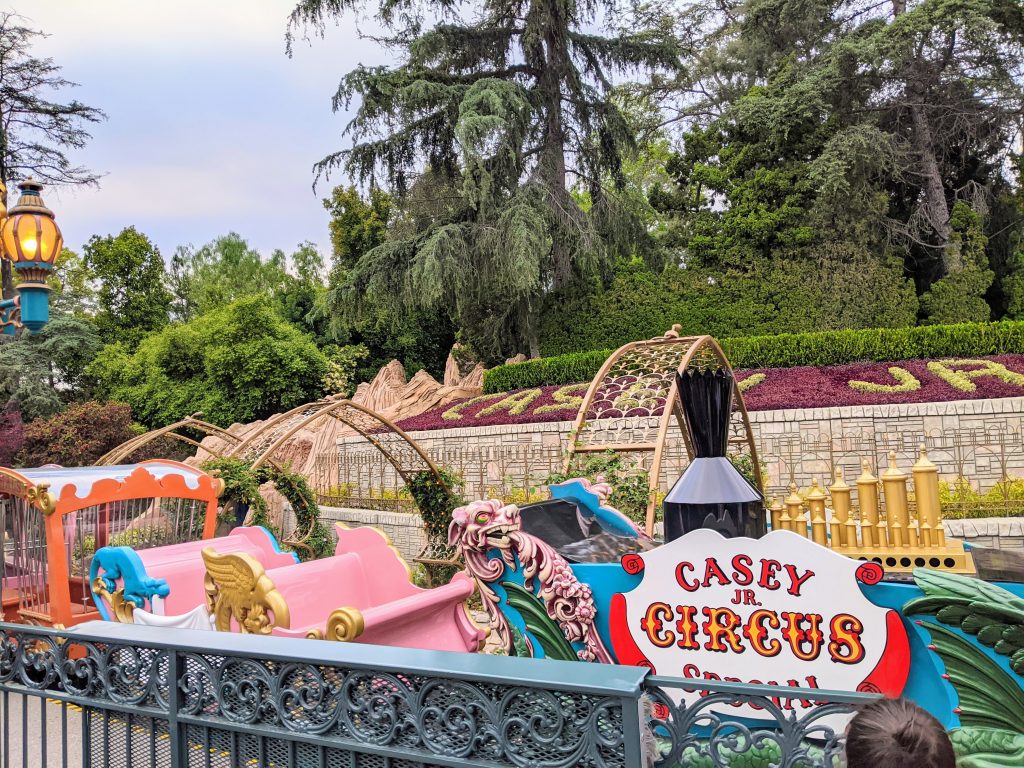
[846,698,955,768]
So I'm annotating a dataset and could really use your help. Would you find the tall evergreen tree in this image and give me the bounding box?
[0,13,105,299]
[289,0,679,358]
[650,0,1024,320]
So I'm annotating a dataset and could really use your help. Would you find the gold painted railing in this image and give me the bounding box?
[768,447,975,574]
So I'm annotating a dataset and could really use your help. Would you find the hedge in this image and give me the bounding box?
[482,321,1024,393]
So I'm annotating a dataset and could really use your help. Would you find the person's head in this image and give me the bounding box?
[846,698,955,768]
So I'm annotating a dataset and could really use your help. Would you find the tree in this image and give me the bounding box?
[169,233,292,321]
[640,0,1024,320]
[289,0,680,358]
[0,313,103,420]
[88,297,329,428]
[83,227,171,346]
[0,401,23,465]
[0,13,105,298]
[15,401,136,467]
[316,185,455,379]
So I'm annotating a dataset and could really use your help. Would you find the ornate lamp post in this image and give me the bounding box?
[0,179,63,334]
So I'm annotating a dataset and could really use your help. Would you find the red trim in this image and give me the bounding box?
[856,610,910,697]
[609,593,655,671]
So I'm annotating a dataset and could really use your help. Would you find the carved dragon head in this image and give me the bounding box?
[448,499,521,553]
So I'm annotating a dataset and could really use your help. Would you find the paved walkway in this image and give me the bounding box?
[0,692,84,768]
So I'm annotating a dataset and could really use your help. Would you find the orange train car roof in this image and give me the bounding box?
[0,460,223,514]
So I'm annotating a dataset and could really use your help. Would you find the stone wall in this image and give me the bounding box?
[336,396,1024,501]
[319,505,427,562]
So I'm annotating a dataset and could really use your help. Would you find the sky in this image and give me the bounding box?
[14,1,386,262]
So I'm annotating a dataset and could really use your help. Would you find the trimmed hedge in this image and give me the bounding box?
[482,321,1024,393]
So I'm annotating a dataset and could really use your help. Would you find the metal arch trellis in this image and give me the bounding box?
[226,397,448,493]
[563,330,761,536]
[97,400,451,551]
[97,414,247,466]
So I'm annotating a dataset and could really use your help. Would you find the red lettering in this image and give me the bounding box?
[757,559,782,590]
[702,557,732,588]
[743,609,782,657]
[641,602,675,648]
[675,562,699,591]
[828,614,865,664]
[674,605,700,650]
[783,564,815,596]
[731,554,754,586]
[702,606,744,653]
[782,612,824,661]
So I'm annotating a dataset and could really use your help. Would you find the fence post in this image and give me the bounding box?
[620,694,645,768]
[167,648,185,768]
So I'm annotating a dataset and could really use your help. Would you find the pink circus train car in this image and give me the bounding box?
[0,461,223,627]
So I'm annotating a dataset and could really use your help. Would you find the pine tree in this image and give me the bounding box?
[289,0,679,359]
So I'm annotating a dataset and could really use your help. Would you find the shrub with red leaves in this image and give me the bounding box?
[0,403,25,465]
[16,401,137,467]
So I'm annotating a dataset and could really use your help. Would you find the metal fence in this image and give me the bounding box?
[0,620,873,768]
[311,445,566,511]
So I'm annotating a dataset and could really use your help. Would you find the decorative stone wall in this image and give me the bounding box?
[319,505,427,562]
[337,396,1024,500]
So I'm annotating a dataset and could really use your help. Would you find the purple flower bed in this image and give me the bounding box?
[395,355,1024,433]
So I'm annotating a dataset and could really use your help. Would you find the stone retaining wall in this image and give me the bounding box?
[337,396,1024,500]
[319,505,427,562]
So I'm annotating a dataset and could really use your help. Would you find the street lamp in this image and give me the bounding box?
[0,179,63,334]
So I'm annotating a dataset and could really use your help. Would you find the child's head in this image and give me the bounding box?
[846,698,955,768]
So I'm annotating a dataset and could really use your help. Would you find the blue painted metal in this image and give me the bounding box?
[16,284,49,332]
[88,546,170,620]
[0,619,863,767]
[549,478,642,538]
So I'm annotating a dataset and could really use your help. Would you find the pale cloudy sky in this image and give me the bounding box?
[14,1,384,261]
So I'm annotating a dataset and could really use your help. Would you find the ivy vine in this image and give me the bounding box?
[200,457,332,560]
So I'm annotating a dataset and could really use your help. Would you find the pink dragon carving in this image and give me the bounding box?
[449,498,614,662]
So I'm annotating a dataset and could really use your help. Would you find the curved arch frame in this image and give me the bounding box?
[101,400,451,553]
[97,416,244,466]
[563,333,760,536]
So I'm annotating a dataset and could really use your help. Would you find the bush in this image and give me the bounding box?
[537,255,918,358]
[89,296,328,429]
[483,320,1024,392]
[16,401,137,467]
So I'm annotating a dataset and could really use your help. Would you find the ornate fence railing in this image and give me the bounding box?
[0,621,875,768]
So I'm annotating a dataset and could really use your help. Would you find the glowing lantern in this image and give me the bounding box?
[1,180,62,332]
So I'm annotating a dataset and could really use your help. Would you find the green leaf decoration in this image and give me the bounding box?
[921,622,1024,731]
[950,727,1024,768]
[501,581,580,662]
[906,570,1024,676]
[913,569,1024,612]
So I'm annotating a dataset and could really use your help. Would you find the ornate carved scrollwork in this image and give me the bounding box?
[324,607,365,642]
[90,577,137,624]
[201,548,290,634]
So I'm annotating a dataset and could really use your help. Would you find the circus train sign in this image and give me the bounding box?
[610,529,911,721]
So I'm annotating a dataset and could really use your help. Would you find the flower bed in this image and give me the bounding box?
[396,355,1024,433]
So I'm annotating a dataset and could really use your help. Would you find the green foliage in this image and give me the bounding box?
[324,186,392,272]
[548,451,651,524]
[484,320,1024,392]
[291,0,681,358]
[922,203,996,324]
[407,467,465,548]
[83,227,171,346]
[0,314,103,420]
[199,457,332,560]
[322,343,370,396]
[484,350,609,393]
[538,256,917,357]
[88,297,328,429]
[15,401,135,467]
